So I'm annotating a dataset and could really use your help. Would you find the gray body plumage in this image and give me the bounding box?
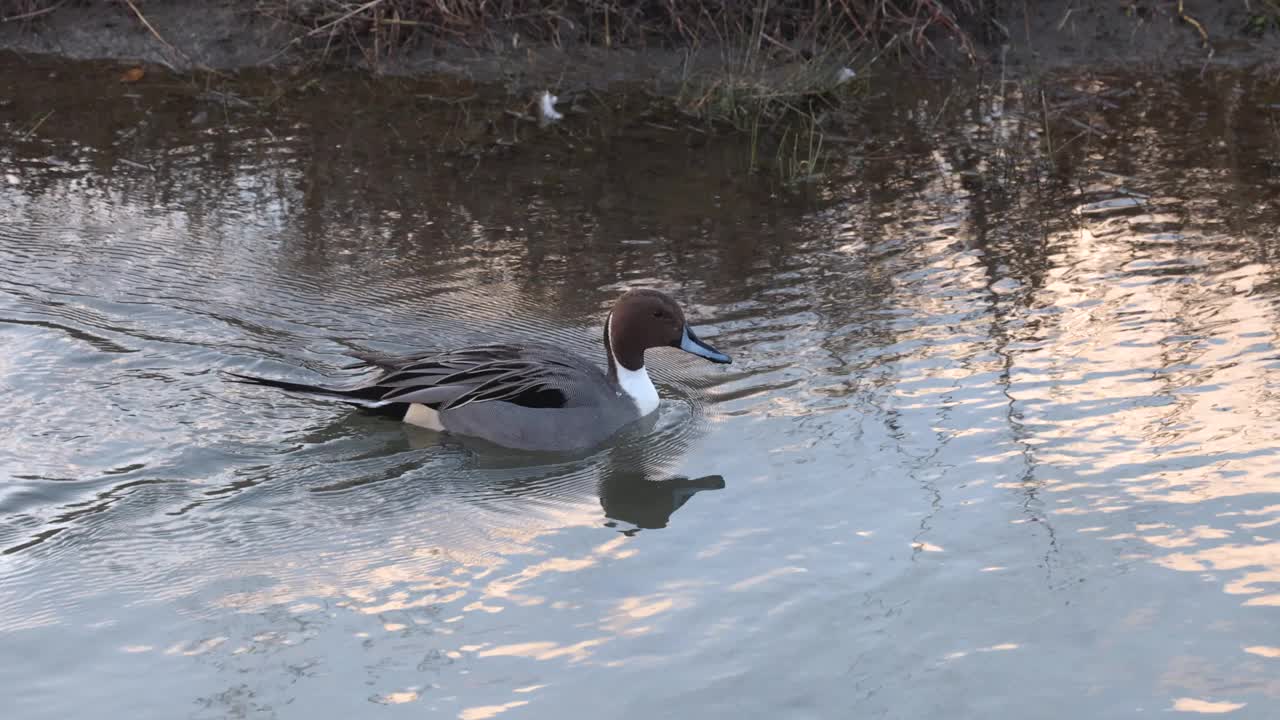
[348,343,642,452]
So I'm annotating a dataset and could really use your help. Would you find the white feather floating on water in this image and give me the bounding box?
[538,91,563,124]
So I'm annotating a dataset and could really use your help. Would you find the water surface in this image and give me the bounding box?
[3,55,1280,718]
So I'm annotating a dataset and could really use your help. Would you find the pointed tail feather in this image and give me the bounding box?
[223,371,392,408]
[338,349,437,372]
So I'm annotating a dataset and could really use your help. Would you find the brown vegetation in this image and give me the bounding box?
[5,1,1273,188]
[6,1,998,63]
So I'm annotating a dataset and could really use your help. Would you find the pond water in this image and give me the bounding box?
[3,53,1280,719]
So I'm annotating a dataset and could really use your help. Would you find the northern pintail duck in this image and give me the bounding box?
[231,289,731,452]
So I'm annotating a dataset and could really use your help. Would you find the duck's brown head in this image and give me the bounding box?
[606,289,731,372]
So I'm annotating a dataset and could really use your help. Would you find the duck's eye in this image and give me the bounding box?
[653,310,665,318]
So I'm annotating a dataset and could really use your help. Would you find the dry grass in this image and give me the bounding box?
[218,0,994,66]
[1,0,68,23]
[4,1,998,82]
[256,0,993,60]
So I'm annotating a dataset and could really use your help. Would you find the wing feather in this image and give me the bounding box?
[365,342,601,411]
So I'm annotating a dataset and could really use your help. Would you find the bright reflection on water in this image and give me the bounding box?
[3,55,1280,718]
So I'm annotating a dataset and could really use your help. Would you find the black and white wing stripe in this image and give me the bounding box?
[366,344,597,411]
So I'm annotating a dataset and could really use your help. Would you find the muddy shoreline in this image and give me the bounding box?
[2,1,1278,91]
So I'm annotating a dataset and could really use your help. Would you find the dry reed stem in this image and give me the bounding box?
[1176,0,1211,50]
[1,0,65,23]
[122,0,191,66]
[252,0,984,64]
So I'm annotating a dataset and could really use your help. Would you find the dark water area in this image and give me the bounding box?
[3,53,1280,718]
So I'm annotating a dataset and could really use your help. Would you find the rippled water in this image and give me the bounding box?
[4,54,1280,718]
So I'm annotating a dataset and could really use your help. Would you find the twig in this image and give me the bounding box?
[1040,89,1053,156]
[929,87,954,130]
[644,120,679,132]
[758,31,800,57]
[306,0,385,38]
[1176,0,1212,52]
[122,0,190,66]
[200,90,255,109]
[1061,115,1107,138]
[118,158,155,172]
[2,0,66,23]
[262,0,386,64]
[1056,7,1074,31]
[376,17,423,26]
[21,110,53,140]
[416,93,479,106]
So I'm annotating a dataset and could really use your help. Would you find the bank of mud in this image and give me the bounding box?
[2,1,1279,91]
[3,1,1279,196]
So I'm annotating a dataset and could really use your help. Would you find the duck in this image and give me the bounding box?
[229,289,731,452]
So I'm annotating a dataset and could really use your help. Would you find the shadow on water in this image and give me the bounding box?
[291,406,728,533]
[6,49,1280,719]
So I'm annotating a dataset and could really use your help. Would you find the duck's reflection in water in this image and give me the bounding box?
[599,473,725,533]
[326,404,731,535]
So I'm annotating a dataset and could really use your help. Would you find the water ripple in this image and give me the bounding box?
[5,55,1280,720]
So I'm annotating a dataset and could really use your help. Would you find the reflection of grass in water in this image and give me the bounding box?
[671,32,871,189]
[254,0,931,188]
[6,0,981,190]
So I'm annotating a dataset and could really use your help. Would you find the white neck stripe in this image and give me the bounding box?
[617,363,659,416]
[606,312,659,415]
